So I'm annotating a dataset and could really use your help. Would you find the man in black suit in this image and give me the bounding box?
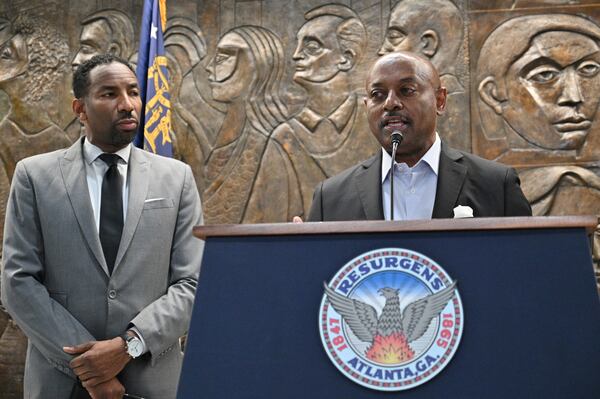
[308,52,531,221]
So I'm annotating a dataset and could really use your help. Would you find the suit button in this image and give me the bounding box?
[108,289,117,299]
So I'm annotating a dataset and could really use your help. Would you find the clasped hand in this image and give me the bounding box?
[64,337,131,397]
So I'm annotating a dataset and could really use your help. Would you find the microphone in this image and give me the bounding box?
[390,130,403,221]
[391,130,403,147]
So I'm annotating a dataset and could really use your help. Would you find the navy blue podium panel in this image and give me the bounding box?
[178,220,600,399]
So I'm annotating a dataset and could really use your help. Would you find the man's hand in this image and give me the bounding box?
[64,337,130,388]
[292,216,304,223]
[85,377,125,399]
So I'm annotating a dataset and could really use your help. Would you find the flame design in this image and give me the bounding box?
[365,333,415,364]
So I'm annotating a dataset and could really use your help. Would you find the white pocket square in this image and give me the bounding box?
[144,198,166,203]
[453,205,473,218]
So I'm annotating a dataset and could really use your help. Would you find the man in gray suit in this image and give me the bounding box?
[1,54,203,398]
[308,52,531,221]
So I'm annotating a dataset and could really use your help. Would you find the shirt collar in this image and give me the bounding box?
[295,94,356,132]
[83,137,132,165]
[381,132,441,183]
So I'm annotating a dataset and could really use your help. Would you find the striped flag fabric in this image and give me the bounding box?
[134,0,173,157]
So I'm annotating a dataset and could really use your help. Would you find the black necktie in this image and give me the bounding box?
[99,153,123,274]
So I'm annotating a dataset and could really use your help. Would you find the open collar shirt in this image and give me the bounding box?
[381,133,441,221]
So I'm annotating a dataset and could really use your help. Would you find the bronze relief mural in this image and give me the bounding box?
[379,0,469,151]
[0,0,600,396]
[471,10,600,271]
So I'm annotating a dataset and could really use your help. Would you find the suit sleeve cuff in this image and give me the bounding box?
[128,326,149,355]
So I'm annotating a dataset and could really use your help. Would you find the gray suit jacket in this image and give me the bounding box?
[1,138,204,398]
[308,143,532,221]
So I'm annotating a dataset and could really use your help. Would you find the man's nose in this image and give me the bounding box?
[377,42,393,56]
[292,44,304,61]
[558,69,583,106]
[118,94,135,112]
[384,90,403,110]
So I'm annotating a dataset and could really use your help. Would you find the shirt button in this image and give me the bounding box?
[410,188,416,194]
[108,289,117,299]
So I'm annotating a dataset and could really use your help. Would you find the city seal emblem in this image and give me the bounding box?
[318,248,463,391]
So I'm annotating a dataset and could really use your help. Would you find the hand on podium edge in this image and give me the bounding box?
[64,336,131,388]
[292,216,304,223]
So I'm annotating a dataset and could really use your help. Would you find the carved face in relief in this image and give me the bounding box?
[378,0,463,76]
[206,32,254,103]
[0,34,28,84]
[292,16,346,83]
[503,31,600,150]
[72,20,112,71]
[379,4,421,56]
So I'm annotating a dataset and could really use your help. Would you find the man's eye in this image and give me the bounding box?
[80,45,95,55]
[400,87,416,96]
[304,40,322,55]
[526,67,559,83]
[578,61,600,77]
[386,29,406,45]
[370,91,386,100]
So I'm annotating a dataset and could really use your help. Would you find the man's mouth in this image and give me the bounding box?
[381,115,410,132]
[116,118,138,131]
[553,116,591,133]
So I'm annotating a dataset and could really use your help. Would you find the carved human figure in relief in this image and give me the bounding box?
[68,10,137,140]
[476,14,600,164]
[379,0,468,151]
[203,25,289,224]
[72,9,135,71]
[0,14,73,244]
[259,4,378,219]
[476,14,600,270]
[162,17,224,192]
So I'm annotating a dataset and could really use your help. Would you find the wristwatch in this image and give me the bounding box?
[121,332,143,358]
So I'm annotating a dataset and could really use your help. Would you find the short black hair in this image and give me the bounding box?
[72,54,136,98]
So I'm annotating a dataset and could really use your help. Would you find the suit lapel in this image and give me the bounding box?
[355,153,384,220]
[60,138,109,275]
[113,148,149,271]
[432,143,467,218]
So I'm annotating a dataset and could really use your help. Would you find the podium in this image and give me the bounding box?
[178,216,600,398]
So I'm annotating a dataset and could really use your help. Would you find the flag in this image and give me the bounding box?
[134,0,172,157]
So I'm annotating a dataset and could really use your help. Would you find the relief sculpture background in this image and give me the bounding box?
[1,0,599,395]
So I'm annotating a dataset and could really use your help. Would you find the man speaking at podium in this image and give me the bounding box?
[308,52,531,221]
[1,55,203,398]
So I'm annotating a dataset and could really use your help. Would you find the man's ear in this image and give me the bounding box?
[435,87,448,115]
[420,30,439,58]
[72,98,86,122]
[338,50,356,72]
[108,42,122,57]
[478,76,504,115]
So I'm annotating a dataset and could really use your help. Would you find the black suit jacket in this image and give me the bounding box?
[307,143,531,221]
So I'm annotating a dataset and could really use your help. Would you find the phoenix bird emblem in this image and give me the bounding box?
[323,281,457,364]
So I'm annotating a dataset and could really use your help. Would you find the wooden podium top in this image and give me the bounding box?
[193,215,599,240]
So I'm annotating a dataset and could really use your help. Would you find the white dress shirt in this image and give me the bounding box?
[83,138,148,354]
[381,133,441,221]
[83,139,130,230]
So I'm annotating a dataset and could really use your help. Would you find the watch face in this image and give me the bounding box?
[128,338,143,357]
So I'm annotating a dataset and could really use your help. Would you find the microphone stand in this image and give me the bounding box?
[390,131,403,221]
